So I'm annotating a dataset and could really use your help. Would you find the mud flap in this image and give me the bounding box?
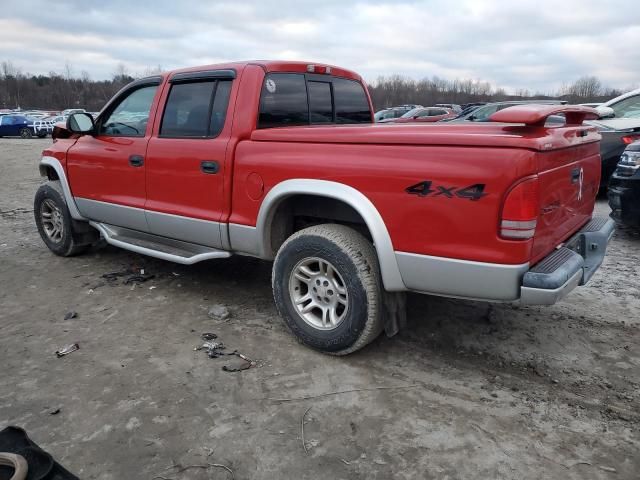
[382,291,407,337]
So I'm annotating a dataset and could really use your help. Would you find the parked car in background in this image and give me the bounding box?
[378,106,456,123]
[0,115,45,138]
[61,108,87,116]
[595,88,640,127]
[435,103,462,113]
[441,100,568,123]
[45,115,69,125]
[374,105,421,122]
[608,140,640,227]
[461,102,487,111]
[588,89,640,187]
[29,118,55,137]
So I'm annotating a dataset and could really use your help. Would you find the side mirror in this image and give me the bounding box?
[67,113,95,134]
[467,115,476,121]
[596,106,615,119]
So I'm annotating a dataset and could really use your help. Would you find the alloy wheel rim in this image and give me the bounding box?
[289,257,349,330]
[40,199,64,243]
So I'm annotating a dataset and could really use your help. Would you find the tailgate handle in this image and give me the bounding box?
[571,168,581,183]
[200,160,219,174]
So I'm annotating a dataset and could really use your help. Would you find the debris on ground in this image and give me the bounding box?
[207,304,230,321]
[102,268,136,282]
[55,343,79,357]
[124,273,155,285]
[63,311,77,320]
[49,408,61,415]
[195,341,226,358]
[193,333,256,371]
[222,352,256,372]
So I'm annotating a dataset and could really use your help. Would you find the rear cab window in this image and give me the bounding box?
[258,73,371,128]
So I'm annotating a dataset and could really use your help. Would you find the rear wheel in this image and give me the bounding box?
[272,224,383,355]
[19,128,32,139]
[34,181,91,256]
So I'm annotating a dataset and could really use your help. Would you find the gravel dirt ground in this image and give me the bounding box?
[1,138,639,480]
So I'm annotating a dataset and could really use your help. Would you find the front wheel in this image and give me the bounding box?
[19,128,33,139]
[34,181,90,256]
[272,224,383,355]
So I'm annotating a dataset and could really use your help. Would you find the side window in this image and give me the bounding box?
[210,81,232,136]
[416,110,431,118]
[430,109,447,116]
[100,85,158,137]
[258,73,308,128]
[159,80,232,138]
[161,82,213,137]
[308,81,333,124]
[333,78,371,124]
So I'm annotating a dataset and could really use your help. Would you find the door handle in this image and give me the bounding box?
[200,160,219,174]
[129,155,144,167]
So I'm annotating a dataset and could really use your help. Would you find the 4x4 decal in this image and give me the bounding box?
[406,181,487,201]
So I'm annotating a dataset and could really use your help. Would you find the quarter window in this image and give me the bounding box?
[160,80,232,138]
[100,85,158,137]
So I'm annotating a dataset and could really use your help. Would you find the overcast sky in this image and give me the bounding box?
[0,0,638,93]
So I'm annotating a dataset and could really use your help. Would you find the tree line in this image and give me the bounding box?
[368,75,629,110]
[0,59,632,112]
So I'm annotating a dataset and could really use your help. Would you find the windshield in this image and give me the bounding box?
[610,95,640,119]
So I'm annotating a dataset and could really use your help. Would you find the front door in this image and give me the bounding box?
[67,79,162,231]
[144,73,234,248]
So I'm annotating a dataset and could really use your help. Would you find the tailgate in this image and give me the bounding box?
[531,142,601,263]
[490,105,602,265]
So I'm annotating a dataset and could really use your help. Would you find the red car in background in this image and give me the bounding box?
[379,106,456,123]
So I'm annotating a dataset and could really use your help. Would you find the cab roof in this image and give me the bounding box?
[166,60,362,82]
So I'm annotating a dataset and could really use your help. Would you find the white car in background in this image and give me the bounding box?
[594,88,640,129]
[588,89,640,185]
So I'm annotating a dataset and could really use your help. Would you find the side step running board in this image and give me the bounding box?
[90,222,232,264]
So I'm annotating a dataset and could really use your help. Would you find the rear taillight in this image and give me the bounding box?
[500,177,539,240]
[622,134,640,145]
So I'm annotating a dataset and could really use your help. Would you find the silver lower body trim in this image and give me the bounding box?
[228,223,260,256]
[146,209,222,249]
[75,198,224,249]
[76,197,148,232]
[395,252,529,301]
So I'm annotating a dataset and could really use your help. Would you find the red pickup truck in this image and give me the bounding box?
[34,60,614,355]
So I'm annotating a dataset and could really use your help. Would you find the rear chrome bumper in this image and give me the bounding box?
[519,216,615,305]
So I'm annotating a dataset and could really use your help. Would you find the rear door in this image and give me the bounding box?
[144,70,235,249]
[67,78,162,231]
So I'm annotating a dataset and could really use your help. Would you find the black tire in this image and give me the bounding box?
[37,133,47,138]
[272,224,383,355]
[34,181,90,256]
[19,128,32,139]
